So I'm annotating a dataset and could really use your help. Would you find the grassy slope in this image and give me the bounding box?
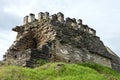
[0,62,120,80]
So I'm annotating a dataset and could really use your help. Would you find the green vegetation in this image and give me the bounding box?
[36,59,49,66]
[0,62,120,80]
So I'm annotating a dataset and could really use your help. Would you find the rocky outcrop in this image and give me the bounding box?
[3,12,120,72]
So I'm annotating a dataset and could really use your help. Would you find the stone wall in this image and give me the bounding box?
[3,12,120,73]
[51,40,111,68]
[23,12,96,36]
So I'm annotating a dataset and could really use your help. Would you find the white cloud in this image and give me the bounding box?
[0,30,17,60]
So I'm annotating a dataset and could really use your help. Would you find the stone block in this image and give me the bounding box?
[38,12,44,21]
[77,19,82,25]
[57,12,64,23]
[49,14,57,21]
[12,26,24,33]
[43,12,49,20]
[83,25,89,32]
[23,16,28,24]
[71,18,77,29]
[89,28,96,36]
[28,13,35,23]
[65,17,72,27]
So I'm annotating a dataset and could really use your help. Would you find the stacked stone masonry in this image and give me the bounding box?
[23,12,96,36]
[3,12,120,73]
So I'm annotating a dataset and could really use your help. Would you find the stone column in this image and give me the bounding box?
[89,28,96,36]
[65,17,72,27]
[72,18,76,23]
[71,18,77,29]
[89,28,93,34]
[77,19,82,25]
[49,14,57,21]
[84,25,89,32]
[38,12,44,21]
[28,13,35,23]
[43,12,49,20]
[57,12,64,23]
[23,16,28,24]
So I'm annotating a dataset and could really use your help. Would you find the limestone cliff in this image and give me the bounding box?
[3,12,120,72]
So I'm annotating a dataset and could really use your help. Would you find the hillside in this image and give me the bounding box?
[0,62,120,80]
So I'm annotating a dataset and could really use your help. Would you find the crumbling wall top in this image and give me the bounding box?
[22,12,96,36]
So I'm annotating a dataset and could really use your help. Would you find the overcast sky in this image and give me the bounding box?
[0,0,120,60]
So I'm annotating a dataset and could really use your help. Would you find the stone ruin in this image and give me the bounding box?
[3,12,120,73]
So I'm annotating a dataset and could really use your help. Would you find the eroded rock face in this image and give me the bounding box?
[3,12,120,72]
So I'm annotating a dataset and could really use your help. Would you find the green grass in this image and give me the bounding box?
[0,62,120,80]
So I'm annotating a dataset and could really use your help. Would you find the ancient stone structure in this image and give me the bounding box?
[3,12,120,73]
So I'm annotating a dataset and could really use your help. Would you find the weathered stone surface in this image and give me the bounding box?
[28,13,35,23]
[57,12,64,23]
[3,12,120,73]
[23,16,29,24]
[38,12,44,21]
